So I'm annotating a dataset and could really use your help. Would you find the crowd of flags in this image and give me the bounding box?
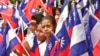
[0,0,100,56]
[55,0,100,56]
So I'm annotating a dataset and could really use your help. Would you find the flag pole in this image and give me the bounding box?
[54,0,57,7]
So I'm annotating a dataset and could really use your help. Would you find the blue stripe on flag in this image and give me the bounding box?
[7,37,18,55]
[89,15,97,31]
[70,40,88,56]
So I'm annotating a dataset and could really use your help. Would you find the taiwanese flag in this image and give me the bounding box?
[6,23,19,56]
[45,0,54,16]
[0,23,6,56]
[0,0,8,4]
[77,0,90,17]
[19,0,28,10]
[16,26,24,42]
[0,3,18,29]
[18,0,31,24]
[55,0,70,55]
[11,5,27,54]
[57,22,70,56]
[44,33,57,56]
[29,36,40,56]
[17,4,30,28]
[67,5,74,38]
[13,43,25,56]
[24,0,44,21]
[94,0,100,19]
[10,27,26,56]
[70,3,89,56]
[88,14,100,56]
[13,5,26,41]
[91,0,100,55]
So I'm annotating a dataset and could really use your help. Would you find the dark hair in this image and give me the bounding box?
[42,15,56,32]
[24,13,44,36]
[56,8,61,13]
[31,13,44,24]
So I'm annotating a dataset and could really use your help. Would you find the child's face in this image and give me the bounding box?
[55,9,60,16]
[35,24,46,42]
[41,19,55,38]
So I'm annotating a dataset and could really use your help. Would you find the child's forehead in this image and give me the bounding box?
[36,25,42,31]
[42,19,52,23]
[38,24,42,28]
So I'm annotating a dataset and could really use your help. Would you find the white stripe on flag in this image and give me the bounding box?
[55,5,68,35]
[91,22,100,48]
[6,29,17,49]
[80,52,89,56]
[70,24,86,47]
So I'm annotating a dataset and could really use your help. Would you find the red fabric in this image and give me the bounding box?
[1,14,18,29]
[29,47,40,56]
[93,40,100,56]
[17,32,23,42]
[1,4,18,29]
[0,34,2,44]
[0,0,8,4]
[45,4,53,16]
[13,43,25,56]
[55,18,59,24]
[68,28,73,39]
[58,45,70,56]
[24,0,44,21]
[49,41,59,56]
[95,10,100,19]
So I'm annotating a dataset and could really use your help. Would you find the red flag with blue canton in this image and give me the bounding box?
[24,0,44,21]
[44,33,57,56]
[45,0,54,16]
[55,0,70,56]
[67,5,74,38]
[0,3,18,29]
[0,0,8,4]
[57,22,70,56]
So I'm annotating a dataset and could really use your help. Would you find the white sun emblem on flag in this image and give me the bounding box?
[2,5,7,10]
[0,4,7,10]
[69,17,72,23]
[60,37,65,48]
[48,42,52,50]
[31,9,36,13]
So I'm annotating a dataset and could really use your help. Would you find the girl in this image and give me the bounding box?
[54,8,61,24]
[10,13,45,56]
[35,24,46,45]
[40,15,57,56]
[41,15,56,42]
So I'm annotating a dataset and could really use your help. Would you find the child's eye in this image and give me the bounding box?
[46,25,51,28]
[42,26,45,28]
